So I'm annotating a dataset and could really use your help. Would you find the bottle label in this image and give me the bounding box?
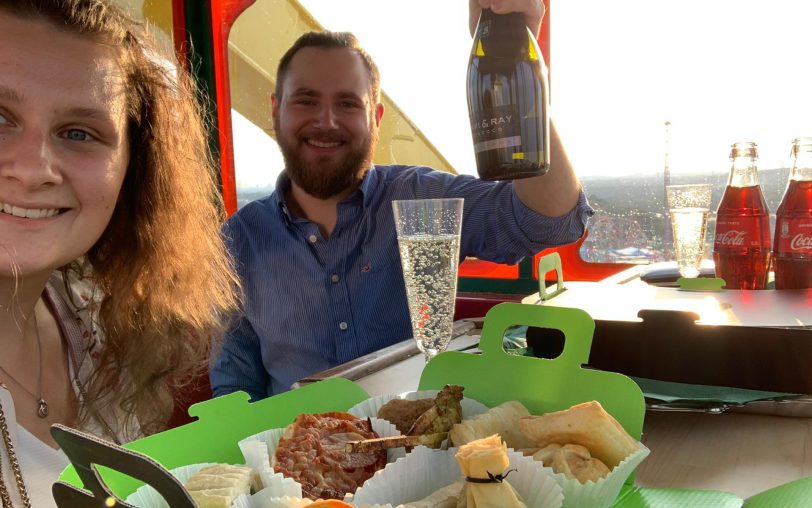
[776,218,812,253]
[471,104,520,153]
[713,216,766,249]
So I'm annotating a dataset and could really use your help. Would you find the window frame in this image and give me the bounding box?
[177,0,632,292]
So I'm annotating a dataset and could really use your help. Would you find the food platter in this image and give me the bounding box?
[54,302,811,507]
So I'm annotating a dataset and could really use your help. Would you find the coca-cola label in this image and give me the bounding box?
[776,218,812,253]
[714,217,766,249]
[471,104,520,151]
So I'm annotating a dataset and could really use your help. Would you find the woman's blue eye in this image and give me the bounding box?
[65,129,92,141]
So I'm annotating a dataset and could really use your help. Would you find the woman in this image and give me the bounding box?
[0,0,240,505]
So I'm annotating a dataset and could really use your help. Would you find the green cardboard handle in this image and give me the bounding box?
[538,252,566,301]
[478,302,595,367]
[420,302,646,443]
[677,277,726,291]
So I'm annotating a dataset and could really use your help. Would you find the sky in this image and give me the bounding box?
[233,0,812,186]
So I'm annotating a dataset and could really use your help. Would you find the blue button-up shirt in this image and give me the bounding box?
[211,165,593,399]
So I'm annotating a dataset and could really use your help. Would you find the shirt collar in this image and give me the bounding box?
[274,166,378,221]
[357,165,379,208]
[273,171,294,223]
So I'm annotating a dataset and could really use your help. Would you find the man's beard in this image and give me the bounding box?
[279,129,377,200]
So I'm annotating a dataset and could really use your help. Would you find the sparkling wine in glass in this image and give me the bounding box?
[666,184,712,278]
[392,198,464,362]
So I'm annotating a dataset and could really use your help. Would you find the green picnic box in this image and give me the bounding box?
[57,302,812,507]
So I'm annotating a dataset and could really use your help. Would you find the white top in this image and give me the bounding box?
[0,271,141,507]
[0,386,68,508]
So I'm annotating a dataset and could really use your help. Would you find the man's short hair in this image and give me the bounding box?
[275,31,381,104]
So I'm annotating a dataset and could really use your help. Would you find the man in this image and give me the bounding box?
[211,0,593,399]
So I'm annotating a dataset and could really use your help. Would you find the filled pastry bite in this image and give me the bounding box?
[449,400,535,449]
[377,398,435,434]
[377,384,464,438]
[455,434,527,507]
[183,463,260,508]
[272,412,387,500]
[518,401,640,470]
[530,443,610,484]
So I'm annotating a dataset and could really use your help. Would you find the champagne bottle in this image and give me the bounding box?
[467,8,550,181]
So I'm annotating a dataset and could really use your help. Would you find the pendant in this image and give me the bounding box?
[37,398,49,419]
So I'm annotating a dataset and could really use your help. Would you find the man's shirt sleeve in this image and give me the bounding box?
[209,213,271,401]
[392,167,593,264]
[210,314,270,401]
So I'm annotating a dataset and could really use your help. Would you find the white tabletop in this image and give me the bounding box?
[521,280,812,327]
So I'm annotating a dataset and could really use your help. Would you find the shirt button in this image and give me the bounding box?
[339,322,348,331]
[308,234,318,243]
[331,274,340,283]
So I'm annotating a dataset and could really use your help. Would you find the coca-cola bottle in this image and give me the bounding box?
[773,137,812,289]
[467,8,550,180]
[712,141,772,289]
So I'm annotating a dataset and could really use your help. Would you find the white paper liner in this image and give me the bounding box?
[233,492,314,508]
[544,444,651,508]
[238,417,403,502]
[351,445,563,508]
[239,438,303,497]
[125,462,215,508]
[250,495,314,507]
[230,493,257,508]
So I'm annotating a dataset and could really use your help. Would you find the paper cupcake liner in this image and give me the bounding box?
[231,492,259,508]
[125,462,216,508]
[238,416,403,502]
[348,390,489,423]
[239,437,303,498]
[546,444,651,508]
[351,445,563,508]
[234,493,314,508]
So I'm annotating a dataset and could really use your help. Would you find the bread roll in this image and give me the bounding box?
[449,401,534,449]
[519,401,639,468]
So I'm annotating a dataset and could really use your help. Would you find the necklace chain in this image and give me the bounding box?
[0,401,32,508]
[0,312,48,420]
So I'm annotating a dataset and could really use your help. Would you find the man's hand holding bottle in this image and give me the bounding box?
[469,0,546,37]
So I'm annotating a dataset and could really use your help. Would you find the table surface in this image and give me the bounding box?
[522,266,812,327]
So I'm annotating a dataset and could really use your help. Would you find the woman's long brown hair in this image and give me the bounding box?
[3,0,241,436]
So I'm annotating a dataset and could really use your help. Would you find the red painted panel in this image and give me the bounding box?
[459,258,520,279]
[171,0,187,65]
[209,0,256,217]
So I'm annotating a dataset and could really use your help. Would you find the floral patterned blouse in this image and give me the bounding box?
[46,270,140,445]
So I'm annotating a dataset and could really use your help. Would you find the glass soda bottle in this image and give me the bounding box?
[467,8,550,180]
[712,141,772,289]
[773,137,812,289]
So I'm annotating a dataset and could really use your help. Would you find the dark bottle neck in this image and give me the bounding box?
[475,8,528,55]
[479,7,525,28]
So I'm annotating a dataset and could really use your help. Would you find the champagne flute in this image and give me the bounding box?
[392,198,464,362]
[666,184,713,278]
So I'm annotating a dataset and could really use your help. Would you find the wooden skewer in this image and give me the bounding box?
[345,432,448,453]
